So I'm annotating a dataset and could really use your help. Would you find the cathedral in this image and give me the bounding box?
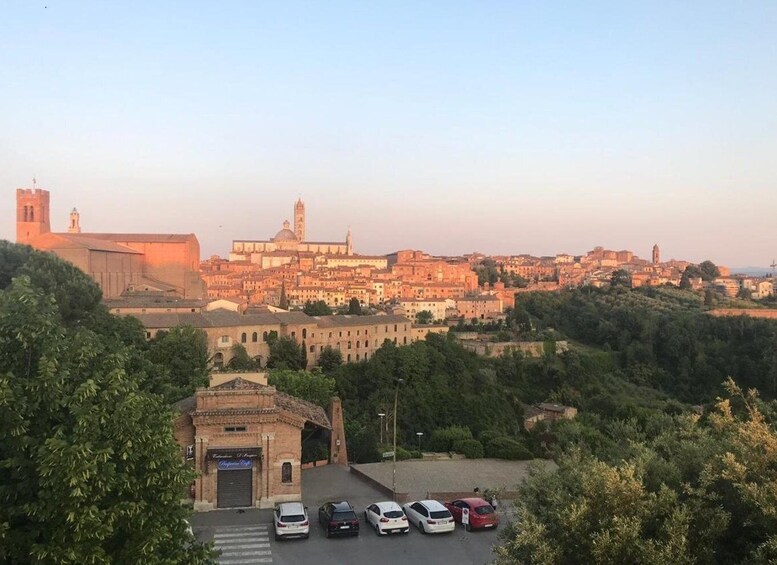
[230,198,353,267]
[15,187,204,299]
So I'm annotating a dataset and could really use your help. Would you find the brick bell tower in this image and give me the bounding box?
[16,186,51,244]
[294,198,305,242]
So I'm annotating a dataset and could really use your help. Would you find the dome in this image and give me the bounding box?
[273,228,297,242]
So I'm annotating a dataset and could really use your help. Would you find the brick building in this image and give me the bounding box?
[173,372,335,510]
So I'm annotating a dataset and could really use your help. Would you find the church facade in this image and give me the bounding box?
[230,199,353,266]
[15,187,204,299]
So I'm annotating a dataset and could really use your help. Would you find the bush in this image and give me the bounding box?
[479,429,503,447]
[485,436,533,460]
[428,426,473,452]
[396,446,413,461]
[453,439,484,459]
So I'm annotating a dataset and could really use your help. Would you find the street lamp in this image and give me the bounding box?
[392,378,404,502]
[378,412,386,445]
[416,432,423,455]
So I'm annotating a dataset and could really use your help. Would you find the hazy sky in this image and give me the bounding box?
[2,1,775,267]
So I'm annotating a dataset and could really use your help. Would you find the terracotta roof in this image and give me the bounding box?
[31,232,142,254]
[83,233,196,243]
[105,296,206,309]
[313,314,410,327]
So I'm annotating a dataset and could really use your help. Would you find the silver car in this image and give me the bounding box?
[274,502,310,541]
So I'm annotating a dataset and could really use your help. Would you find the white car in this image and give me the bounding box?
[274,502,310,541]
[402,500,455,534]
[364,501,410,535]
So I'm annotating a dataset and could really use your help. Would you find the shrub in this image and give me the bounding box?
[453,439,484,459]
[479,429,503,447]
[395,446,413,461]
[428,426,473,452]
[485,437,533,460]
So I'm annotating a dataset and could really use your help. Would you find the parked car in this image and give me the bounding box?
[444,498,499,531]
[402,500,455,534]
[318,501,360,538]
[364,501,409,535]
[273,502,310,541]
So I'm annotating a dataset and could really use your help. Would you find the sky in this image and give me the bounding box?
[1,1,775,267]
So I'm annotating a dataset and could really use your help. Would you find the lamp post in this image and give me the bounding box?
[416,432,423,455]
[392,378,404,502]
[378,412,386,445]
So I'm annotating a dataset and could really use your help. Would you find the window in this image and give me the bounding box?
[224,426,246,432]
[347,341,352,349]
[394,325,397,331]
[263,331,268,341]
[302,329,307,339]
[356,354,360,360]
[252,332,258,342]
[310,345,315,352]
[291,331,296,339]
[347,354,351,362]
[347,331,351,337]
[403,337,407,344]
[220,335,229,344]
[241,332,247,343]
[329,332,332,338]
[282,462,292,483]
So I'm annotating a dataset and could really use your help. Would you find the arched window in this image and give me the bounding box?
[281,462,292,483]
[213,352,224,369]
[347,354,351,362]
[241,332,247,343]
[347,341,352,349]
[403,337,407,344]
[252,332,258,342]
[302,328,307,339]
[263,331,268,341]
[356,341,360,348]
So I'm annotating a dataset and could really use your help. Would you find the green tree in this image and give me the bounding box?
[699,260,721,281]
[318,346,343,373]
[227,343,260,370]
[303,300,332,316]
[268,369,336,408]
[610,269,632,288]
[267,336,307,370]
[0,249,214,564]
[279,283,288,310]
[415,310,434,324]
[347,297,362,315]
[147,325,210,403]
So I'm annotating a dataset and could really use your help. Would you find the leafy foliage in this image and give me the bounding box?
[267,336,307,370]
[268,369,336,408]
[453,438,484,459]
[147,325,210,402]
[303,300,333,316]
[0,243,213,564]
[318,346,343,373]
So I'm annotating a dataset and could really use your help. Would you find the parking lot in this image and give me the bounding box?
[190,465,502,565]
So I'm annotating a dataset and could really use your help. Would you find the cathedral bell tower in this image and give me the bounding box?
[16,186,51,244]
[652,244,660,265]
[346,227,353,256]
[294,198,305,242]
[68,208,82,233]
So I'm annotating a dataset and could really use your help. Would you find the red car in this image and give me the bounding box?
[444,498,499,531]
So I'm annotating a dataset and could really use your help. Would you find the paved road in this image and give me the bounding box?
[190,465,501,565]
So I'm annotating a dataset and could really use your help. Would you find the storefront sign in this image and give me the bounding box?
[218,458,253,470]
[207,447,261,460]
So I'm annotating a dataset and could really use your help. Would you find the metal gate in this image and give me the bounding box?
[217,468,252,508]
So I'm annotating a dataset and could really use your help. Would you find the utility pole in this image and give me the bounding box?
[392,378,404,502]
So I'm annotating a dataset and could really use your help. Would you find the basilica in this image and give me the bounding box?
[229,199,353,268]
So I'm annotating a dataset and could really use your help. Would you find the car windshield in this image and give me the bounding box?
[430,510,451,519]
[333,511,357,521]
[280,514,306,523]
[474,506,494,515]
[384,510,403,519]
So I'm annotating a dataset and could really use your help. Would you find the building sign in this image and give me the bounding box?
[217,459,253,470]
[207,447,261,460]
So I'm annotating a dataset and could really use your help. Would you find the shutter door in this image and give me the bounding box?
[217,469,253,508]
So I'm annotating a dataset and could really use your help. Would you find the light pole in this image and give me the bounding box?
[378,412,386,445]
[416,432,423,455]
[392,378,404,502]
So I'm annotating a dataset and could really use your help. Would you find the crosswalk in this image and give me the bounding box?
[213,524,273,564]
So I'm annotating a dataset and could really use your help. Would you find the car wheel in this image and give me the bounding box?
[418,521,426,534]
[465,523,472,532]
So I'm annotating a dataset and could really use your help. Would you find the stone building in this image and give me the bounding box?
[173,372,337,510]
[15,187,204,299]
[230,199,353,264]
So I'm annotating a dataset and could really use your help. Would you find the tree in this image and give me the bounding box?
[415,310,434,324]
[0,246,214,564]
[227,343,260,370]
[303,300,332,316]
[268,369,336,408]
[347,297,362,315]
[147,325,210,403]
[279,283,288,310]
[699,260,721,281]
[610,269,632,288]
[267,336,307,370]
[318,346,342,373]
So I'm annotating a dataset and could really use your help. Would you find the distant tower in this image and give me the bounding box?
[652,244,660,265]
[16,186,51,244]
[346,226,353,256]
[294,198,305,242]
[68,208,81,233]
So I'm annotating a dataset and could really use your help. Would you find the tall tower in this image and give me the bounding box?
[294,198,305,242]
[652,244,660,265]
[346,226,353,256]
[16,187,51,244]
[68,208,81,233]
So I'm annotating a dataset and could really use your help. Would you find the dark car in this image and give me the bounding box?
[318,501,360,538]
